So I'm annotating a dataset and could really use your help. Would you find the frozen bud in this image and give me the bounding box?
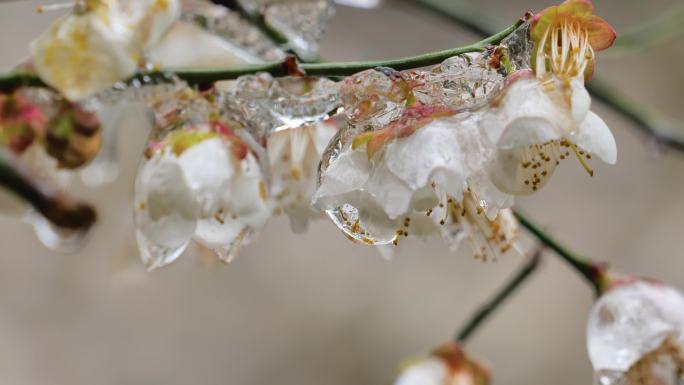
[0,92,46,154]
[394,342,490,385]
[587,279,684,385]
[45,102,102,169]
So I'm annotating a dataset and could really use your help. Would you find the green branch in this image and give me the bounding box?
[457,248,542,343]
[0,19,523,93]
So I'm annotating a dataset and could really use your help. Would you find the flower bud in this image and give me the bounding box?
[45,103,102,169]
[394,342,490,385]
[0,92,46,154]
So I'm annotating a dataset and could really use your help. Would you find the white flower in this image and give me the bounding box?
[134,130,270,270]
[267,120,337,232]
[483,74,617,194]
[586,280,684,385]
[394,343,490,385]
[313,107,517,259]
[31,0,180,101]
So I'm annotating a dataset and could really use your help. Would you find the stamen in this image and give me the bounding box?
[37,2,74,13]
[569,142,594,176]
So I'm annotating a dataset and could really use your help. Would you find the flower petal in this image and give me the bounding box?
[586,15,617,52]
[30,15,138,100]
[572,111,617,164]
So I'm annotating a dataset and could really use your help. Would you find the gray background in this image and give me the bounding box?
[0,0,683,384]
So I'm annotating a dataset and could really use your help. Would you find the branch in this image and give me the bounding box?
[610,4,684,55]
[514,211,607,295]
[456,248,542,343]
[0,152,96,230]
[0,19,524,93]
[409,0,684,155]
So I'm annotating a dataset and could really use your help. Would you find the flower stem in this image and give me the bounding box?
[409,0,684,155]
[0,19,523,93]
[0,152,96,229]
[514,211,606,295]
[456,248,542,343]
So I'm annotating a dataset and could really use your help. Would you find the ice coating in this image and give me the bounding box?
[314,54,516,255]
[587,281,684,384]
[217,73,340,142]
[237,0,336,61]
[182,1,286,62]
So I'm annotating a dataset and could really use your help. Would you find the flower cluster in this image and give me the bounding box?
[7,1,682,385]
[133,73,340,269]
[314,0,616,260]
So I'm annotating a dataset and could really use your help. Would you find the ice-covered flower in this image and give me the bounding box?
[394,342,490,385]
[134,124,270,270]
[586,278,684,385]
[312,64,519,258]
[483,0,617,194]
[215,74,340,231]
[314,103,517,259]
[268,120,337,232]
[31,0,180,100]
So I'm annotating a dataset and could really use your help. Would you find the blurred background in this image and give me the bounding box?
[0,0,683,384]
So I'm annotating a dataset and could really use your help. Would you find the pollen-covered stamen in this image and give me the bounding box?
[519,139,594,187]
[536,19,594,79]
[519,141,562,191]
[446,193,517,262]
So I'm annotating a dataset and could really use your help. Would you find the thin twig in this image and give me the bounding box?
[457,248,542,343]
[514,211,606,295]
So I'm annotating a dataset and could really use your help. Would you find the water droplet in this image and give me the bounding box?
[136,229,189,271]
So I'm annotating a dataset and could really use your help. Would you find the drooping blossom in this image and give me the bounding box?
[217,74,341,231]
[135,122,270,270]
[586,277,684,385]
[313,66,517,260]
[31,0,180,100]
[393,342,490,385]
[268,120,338,232]
[483,0,617,194]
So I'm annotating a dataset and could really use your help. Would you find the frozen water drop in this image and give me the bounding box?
[136,229,189,271]
[212,227,252,264]
[595,370,624,385]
